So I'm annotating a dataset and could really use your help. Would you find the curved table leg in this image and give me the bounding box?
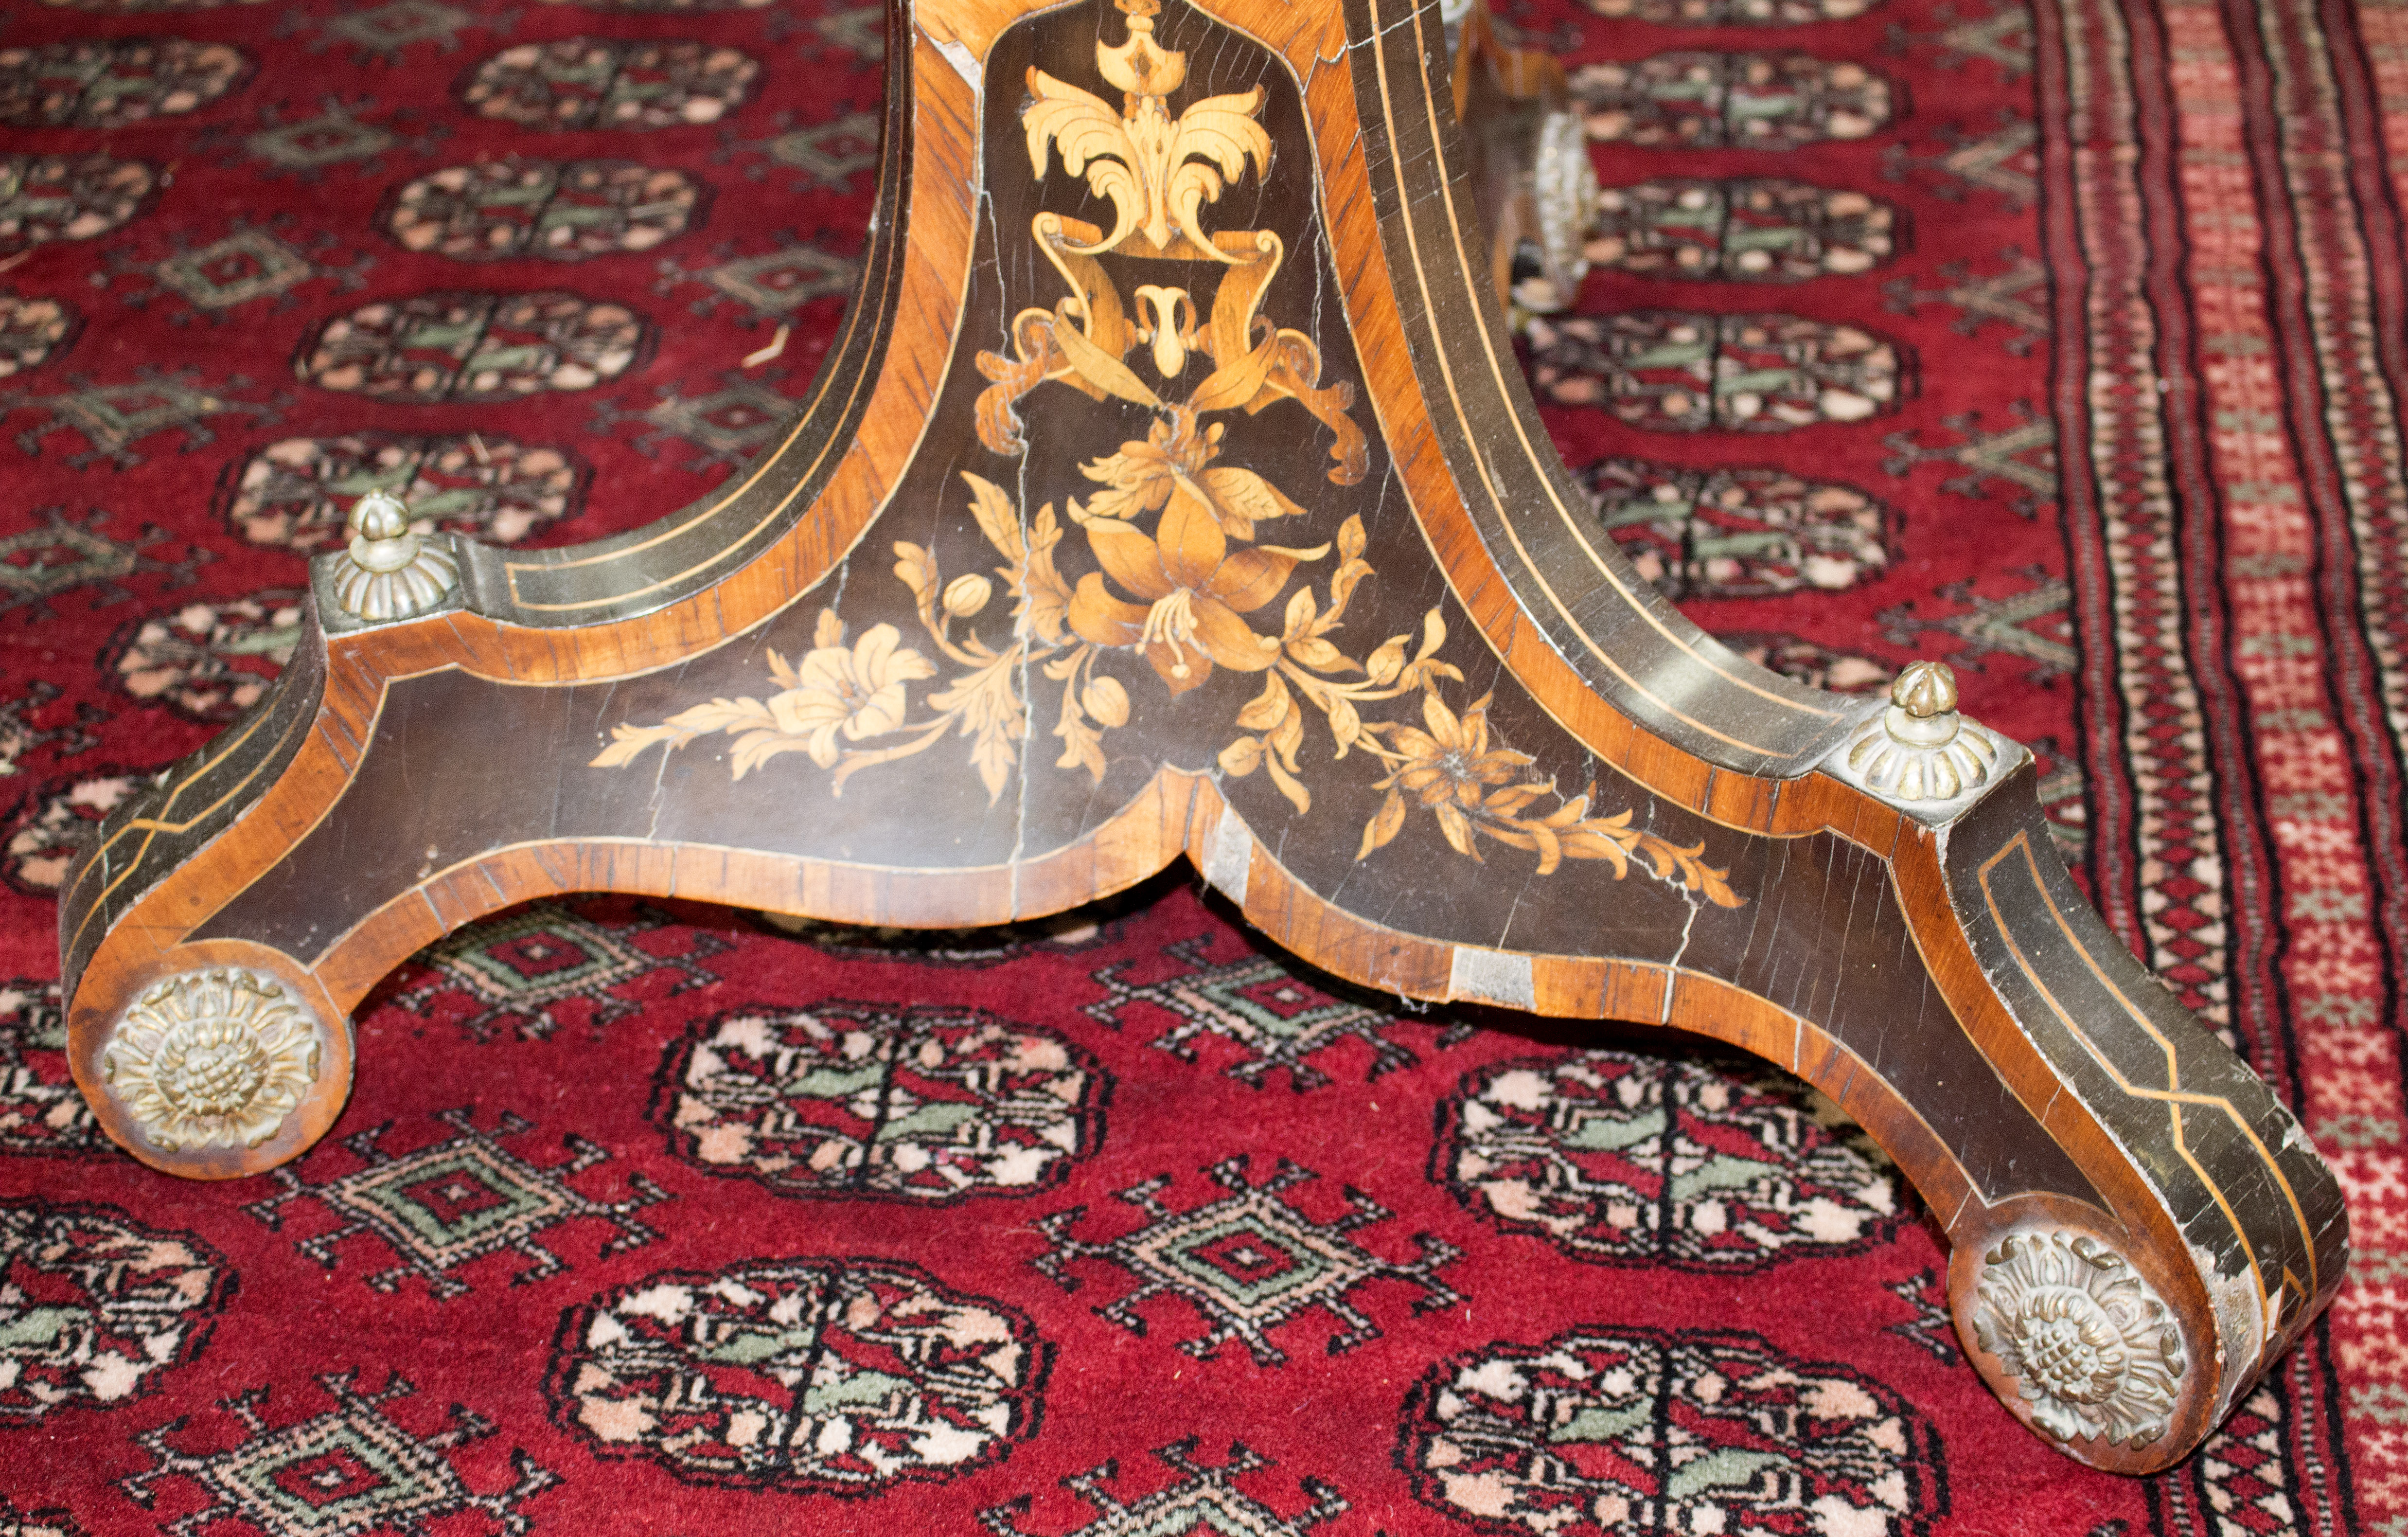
[57,0,2344,1476]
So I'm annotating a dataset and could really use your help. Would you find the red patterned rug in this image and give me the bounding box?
[0,0,2398,1530]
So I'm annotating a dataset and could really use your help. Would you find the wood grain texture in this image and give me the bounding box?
[57,0,2346,1475]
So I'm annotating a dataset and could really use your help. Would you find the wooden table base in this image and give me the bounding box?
[56,0,2346,1474]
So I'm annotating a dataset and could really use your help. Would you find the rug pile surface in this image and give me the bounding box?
[0,0,2400,1529]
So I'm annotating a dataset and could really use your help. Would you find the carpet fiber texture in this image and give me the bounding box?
[0,0,2401,1530]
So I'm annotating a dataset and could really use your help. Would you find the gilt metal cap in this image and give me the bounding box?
[330,489,460,624]
[1824,658,2019,813]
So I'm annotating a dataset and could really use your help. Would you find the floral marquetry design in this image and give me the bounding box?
[462,38,759,130]
[298,291,649,401]
[592,0,1748,905]
[1588,179,1899,281]
[1526,311,1905,430]
[1583,458,1891,599]
[1572,53,1893,149]
[0,39,249,128]
[386,161,704,260]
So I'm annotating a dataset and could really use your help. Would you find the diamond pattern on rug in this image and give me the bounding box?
[387,898,728,1041]
[978,1441,1347,1537]
[1082,933,1469,1091]
[149,228,316,311]
[241,1107,667,1298]
[1881,401,2057,516]
[1031,1156,1461,1365]
[1879,561,2074,679]
[591,368,794,468]
[3,368,278,470]
[1881,249,2049,355]
[655,1001,1106,1201]
[1881,109,2036,205]
[0,508,209,620]
[229,97,442,177]
[122,1369,555,1537]
[726,109,882,191]
[656,235,855,324]
[304,2,483,63]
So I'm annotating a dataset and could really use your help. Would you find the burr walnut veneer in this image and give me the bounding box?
[55,0,2348,1475]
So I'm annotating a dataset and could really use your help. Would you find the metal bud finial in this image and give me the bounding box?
[1883,659,1964,750]
[332,489,459,623]
[1893,659,1957,720]
[350,488,411,546]
[1841,657,1999,803]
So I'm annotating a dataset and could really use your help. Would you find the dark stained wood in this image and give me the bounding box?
[57,0,2346,1476]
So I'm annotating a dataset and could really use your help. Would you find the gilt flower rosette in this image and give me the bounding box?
[101,969,322,1151]
[1971,1229,2187,1446]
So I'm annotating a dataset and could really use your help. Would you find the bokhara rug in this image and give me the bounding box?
[0,0,2403,1528]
